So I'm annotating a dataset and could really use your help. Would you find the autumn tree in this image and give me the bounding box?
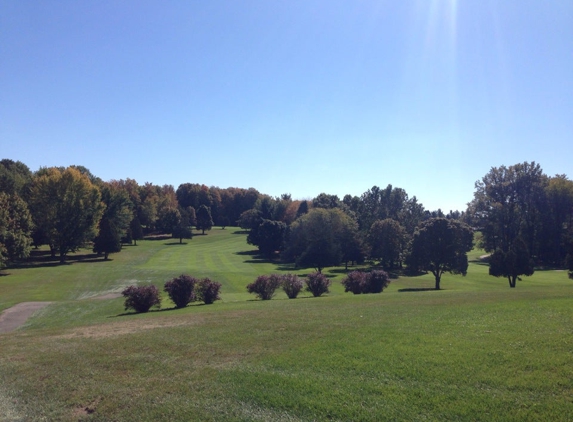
[30,167,104,263]
[406,218,474,290]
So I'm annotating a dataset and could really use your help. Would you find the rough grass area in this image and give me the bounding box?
[1,228,572,421]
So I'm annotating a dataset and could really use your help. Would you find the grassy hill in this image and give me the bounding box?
[1,228,572,421]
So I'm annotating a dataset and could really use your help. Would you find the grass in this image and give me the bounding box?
[1,228,572,421]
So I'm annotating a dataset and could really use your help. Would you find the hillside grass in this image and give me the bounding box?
[0,228,572,421]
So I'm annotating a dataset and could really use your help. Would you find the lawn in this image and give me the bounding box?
[0,228,572,421]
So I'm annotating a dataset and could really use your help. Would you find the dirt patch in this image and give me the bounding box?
[0,302,52,334]
[90,292,122,300]
[53,315,207,340]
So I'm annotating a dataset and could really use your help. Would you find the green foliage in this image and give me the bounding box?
[247,274,282,300]
[283,208,359,272]
[237,208,262,230]
[92,217,122,259]
[0,193,34,267]
[0,159,32,197]
[368,218,407,268]
[407,218,474,289]
[129,216,144,245]
[164,274,197,308]
[489,238,534,288]
[305,271,331,297]
[247,219,287,257]
[29,167,104,263]
[121,284,161,313]
[196,205,213,234]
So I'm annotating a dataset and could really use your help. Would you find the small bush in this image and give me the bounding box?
[367,270,391,293]
[281,274,304,299]
[341,270,391,294]
[164,274,198,308]
[122,285,161,313]
[247,274,282,300]
[341,271,367,294]
[305,272,331,297]
[197,278,222,304]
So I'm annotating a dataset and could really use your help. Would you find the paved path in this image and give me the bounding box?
[0,302,52,334]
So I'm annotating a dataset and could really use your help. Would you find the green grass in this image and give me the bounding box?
[1,228,572,421]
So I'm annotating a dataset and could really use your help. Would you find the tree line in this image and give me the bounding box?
[1,159,572,285]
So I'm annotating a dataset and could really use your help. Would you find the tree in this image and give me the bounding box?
[247,219,287,258]
[172,211,193,244]
[283,208,358,272]
[158,207,181,234]
[196,205,214,234]
[29,167,104,263]
[93,183,134,259]
[406,218,474,290]
[93,217,121,259]
[368,219,407,269]
[129,216,144,245]
[469,162,547,258]
[0,159,32,197]
[237,209,262,230]
[489,238,534,288]
[0,193,34,268]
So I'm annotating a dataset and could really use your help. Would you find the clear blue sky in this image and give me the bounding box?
[1,1,572,211]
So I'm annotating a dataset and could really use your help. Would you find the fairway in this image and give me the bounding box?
[1,228,572,421]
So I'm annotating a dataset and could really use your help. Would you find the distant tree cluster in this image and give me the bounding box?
[1,158,571,291]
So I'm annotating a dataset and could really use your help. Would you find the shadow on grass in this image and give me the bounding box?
[7,253,110,269]
[232,230,250,235]
[398,288,440,292]
[164,242,189,246]
[112,302,213,317]
[144,235,172,241]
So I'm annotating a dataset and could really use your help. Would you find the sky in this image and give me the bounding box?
[1,1,572,212]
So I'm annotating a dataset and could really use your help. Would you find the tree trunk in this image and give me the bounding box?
[509,275,517,288]
[104,252,109,260]
[134,239,137,246]
[433,272,441,290]
[59,252,66,264]
[179,237,182,244]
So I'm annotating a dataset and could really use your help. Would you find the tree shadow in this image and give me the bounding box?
[143,235,172,241]
[232,230,250,235]
[6,253,109,269]
[164,242,189,246]
[398,288,440,292]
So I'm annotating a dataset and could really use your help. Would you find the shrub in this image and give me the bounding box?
[367,270,391,293]
[341,271,367,294]
[281,274,304,299]
[247,274,282,300]
[305,272,331,297]
[197,278,222,304]
[122,285,161,313]
[164,274,198,308]
[341,270,391,294]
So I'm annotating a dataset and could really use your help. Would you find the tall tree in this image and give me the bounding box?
[196,205,213,234]
[406,218,474,290]
[368,219,407,269]
[283,208,359,273]
[30,167,104,263]
[0,193,34,268]
[0,159,32,197]
[247,219,287,258]
[129,216,144,245]
[469,162,547,257]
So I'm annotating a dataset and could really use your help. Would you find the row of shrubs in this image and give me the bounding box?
[246,270,391,300]
[122,275,222,313]
[122,270,391,312]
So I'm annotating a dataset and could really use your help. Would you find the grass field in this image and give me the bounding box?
[1,228,572,421]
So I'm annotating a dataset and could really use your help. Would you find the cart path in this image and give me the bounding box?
[0,302,52,334]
